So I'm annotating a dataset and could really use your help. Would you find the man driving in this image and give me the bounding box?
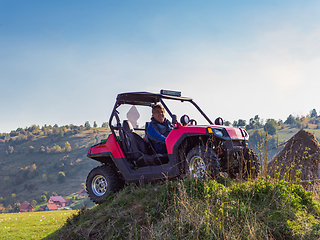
[146,104,173,154]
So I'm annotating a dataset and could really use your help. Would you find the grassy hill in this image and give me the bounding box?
[0,127,110,208]
[1,122,319,209]
[47,177,320,240]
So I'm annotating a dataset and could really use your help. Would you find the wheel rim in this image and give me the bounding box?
[189,156,206,177]
[92,175,108,196]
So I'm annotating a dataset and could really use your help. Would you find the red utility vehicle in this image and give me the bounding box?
[86,90,259,203]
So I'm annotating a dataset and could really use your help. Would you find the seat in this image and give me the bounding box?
[122,120,150,158]
[121,120,168,166]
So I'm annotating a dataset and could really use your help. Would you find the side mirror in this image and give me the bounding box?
[172,114,177,124]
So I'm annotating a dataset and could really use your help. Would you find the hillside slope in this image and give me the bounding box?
[0,128,110,207]
[48,177,320,240]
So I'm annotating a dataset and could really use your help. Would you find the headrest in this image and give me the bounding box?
[123,120,134,133]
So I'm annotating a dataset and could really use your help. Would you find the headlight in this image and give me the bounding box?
[214,129,224,137]
[207,127,224,137]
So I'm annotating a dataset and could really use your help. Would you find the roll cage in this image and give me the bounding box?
[109,91,213,136]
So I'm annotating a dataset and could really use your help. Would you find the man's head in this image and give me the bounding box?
[152,104,165,123]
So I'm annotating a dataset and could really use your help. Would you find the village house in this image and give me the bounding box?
[48,196,66,207]
[19,201,34,212]
[64,198,73,206]
[45,203,58,211]
[78,189,87,198]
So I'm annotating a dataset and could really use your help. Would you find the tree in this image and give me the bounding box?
[27,182,37,192]
[264,119,278,135]
[6,205,12,213]
[13,202,21,212]
[246,118,255,130]
[31,200,37,207]
[84,121,91,130]
[29,146,35,153]
[101,122,108,128]
[238,119,246,128]
[57,171,66,183]
[233,119,246,128]
[232,120,238,127]
[38,145,45,153]
[310,109,317,118]
[65,141,71,152]
[40,194,47,203]
[51,144,62,153]
[60,128,65,137]
[42,191,48,198]
[224,121,231,126]
[247,115,262,129]
[4,176,9,185]
[93,121,97,128]
[7,146,14,154]
[11,193,16,204]
[284,114,296,125]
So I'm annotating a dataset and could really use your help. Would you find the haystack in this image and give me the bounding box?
[267,129,320,181]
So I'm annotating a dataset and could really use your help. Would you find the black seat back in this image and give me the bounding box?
[122,120,150,158]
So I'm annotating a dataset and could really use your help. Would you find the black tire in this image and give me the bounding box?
[185,145,220,179]
[239,148,260,179]
[86,165,124,204]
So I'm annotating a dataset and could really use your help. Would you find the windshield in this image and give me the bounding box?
[161,99,211,125]
[111,98,211,129]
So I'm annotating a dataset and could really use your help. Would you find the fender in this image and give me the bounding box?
[166,125,207,154]
[166,124,248,157]
[87,134,125,159]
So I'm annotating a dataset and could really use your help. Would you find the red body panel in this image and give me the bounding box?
[223,126,245,139]
[88,134,125,159]
[166,125,207,154]
[165,125,246,154]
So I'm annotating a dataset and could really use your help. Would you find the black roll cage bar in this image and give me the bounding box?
[108,91,213,144]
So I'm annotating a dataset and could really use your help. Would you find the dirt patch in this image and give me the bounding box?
[267,129,320,181]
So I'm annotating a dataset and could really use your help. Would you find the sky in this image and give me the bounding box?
[1,0,320,133]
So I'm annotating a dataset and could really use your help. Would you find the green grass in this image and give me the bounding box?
[53,178,320,239]
[0,210,75,239]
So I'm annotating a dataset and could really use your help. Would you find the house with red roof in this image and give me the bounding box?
[45,204,58,211]
[19,201,34,212]
[48,196,66,207]
[78,189,87,198]
[64,198,74,206]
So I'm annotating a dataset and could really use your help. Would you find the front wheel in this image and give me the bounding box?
[86,165,124,204]
[185,146,220,179]
[242,148,260,179]
[229,148,260,179]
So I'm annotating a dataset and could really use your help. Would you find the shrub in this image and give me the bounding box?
[57,171,66,183]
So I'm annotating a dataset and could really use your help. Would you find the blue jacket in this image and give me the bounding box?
[146,117,173,154]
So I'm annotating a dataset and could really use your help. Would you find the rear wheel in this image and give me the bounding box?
[86,165,124,204]
[185,146,220,179]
